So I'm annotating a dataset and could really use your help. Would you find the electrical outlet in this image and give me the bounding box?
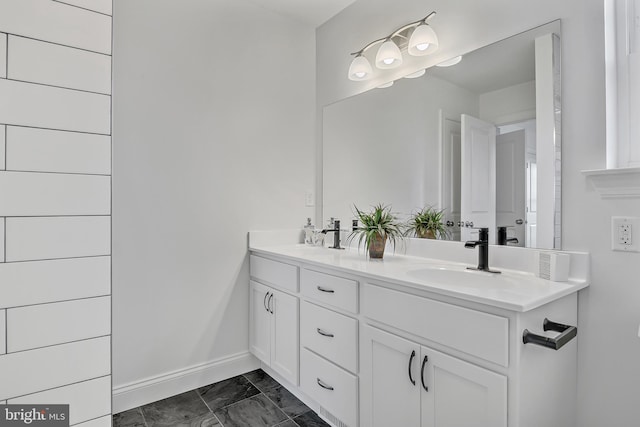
[304,190,315,207]
[612,217,640,252]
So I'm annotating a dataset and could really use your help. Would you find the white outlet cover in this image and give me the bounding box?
[612,216,640,252]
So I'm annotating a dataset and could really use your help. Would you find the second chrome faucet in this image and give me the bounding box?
[465,227,501,274]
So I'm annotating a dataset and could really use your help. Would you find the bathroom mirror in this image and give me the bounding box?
[322,20,561,249]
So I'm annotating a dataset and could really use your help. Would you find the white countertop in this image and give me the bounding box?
[249,241,589,312]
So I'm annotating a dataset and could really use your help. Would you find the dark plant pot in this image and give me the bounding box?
[368,233,387,259]
[417,229,436,239]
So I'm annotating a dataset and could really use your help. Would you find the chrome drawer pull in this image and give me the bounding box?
[523,318,577,350]
[421,355,429,392]
[317,286,335,293]
[408,350,416,386]
[317,328,334,338]
[317,378,334,391]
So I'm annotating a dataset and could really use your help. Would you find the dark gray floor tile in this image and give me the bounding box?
[274,420,298,427]
[264,385,310,417]
[198,375,260,411]
[243,369,281,392]
[293,410,331,427]
[142,390,211,427]
[170,413,222,427]
[113,408,146,427]
[214,394,288,427]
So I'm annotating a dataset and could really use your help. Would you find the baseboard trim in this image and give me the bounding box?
[112,351,259,413]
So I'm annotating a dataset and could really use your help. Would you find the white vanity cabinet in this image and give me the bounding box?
[249,255,299,385]
[361,325,507,427]
[248,240,585,427]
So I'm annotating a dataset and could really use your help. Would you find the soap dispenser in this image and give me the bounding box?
[303,217,315,245]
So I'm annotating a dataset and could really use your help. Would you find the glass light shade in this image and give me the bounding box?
[436,55,463,67]
[377,81,394,89]
[404,69,426,79]
[348,55,373,81]
[408,23,439,56]
[375,40,403,69]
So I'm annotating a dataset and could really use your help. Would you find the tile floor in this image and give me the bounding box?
[112,369,331,427]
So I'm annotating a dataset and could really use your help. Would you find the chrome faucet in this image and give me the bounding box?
[464,227,501,273]
[321,218,344,250]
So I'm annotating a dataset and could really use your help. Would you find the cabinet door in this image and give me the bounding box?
[271,289,299,385]
[249,281,271,365]
[421,346,507,427]
[361,325,421,427]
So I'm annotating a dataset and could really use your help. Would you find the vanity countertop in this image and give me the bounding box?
[249,242,589,312]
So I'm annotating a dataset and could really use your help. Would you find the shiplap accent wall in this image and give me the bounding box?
[0,1,112,426]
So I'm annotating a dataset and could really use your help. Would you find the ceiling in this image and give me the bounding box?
[245,0,356,27]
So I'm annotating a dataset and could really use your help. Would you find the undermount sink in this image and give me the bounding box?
[405,265,523,289]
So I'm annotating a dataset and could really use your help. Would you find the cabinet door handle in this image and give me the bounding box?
[317,328,334,338]
[263,292,270,312]
[317,378,334,391]
[317,286,335,293]
[268,293,274,314]
[408,350,416,386]
[421,355,429,392]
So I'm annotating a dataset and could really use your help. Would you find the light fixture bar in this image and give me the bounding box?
[349,11,436,57]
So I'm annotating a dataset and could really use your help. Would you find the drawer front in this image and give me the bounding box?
[300,301,357,373]
[250,255,298,293]
[300,269,357,313]
[300,348,358,427]
[362,283,509,367]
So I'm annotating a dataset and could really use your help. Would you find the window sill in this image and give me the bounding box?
[582,167,640,198]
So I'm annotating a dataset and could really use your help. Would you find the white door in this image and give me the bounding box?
[360,326,421,427]
[439,111,461,241]
[496,129,526,246]
[421,346,507,427]
[249,281,271,364]
[460,114,497,243]
[271,289,299,385]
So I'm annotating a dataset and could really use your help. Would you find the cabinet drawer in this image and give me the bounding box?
[362,283,509,367]
[301,301,357,373]
[300,269,357,313]
[300,348,358,427]
[250,255,298,293]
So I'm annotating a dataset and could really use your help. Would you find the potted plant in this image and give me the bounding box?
[405,206,449,239]
[348,204,403,259]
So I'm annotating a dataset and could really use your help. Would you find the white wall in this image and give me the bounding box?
[111,0,315,411]
[479,81,536,125]
[0,1,112,426]
[318,1,640,425]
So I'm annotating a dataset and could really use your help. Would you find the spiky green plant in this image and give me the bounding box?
[348,204,404,255]
[404,206,449,239]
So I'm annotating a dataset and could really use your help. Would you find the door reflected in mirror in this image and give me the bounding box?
[322,20,561,249]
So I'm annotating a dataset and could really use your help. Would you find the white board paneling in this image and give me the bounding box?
[74,416,112,427]
[0,79,110,134]
[0,218,4,262]
[0,125,5,170]
[0,336,110,400]
[8,36,111,94]
[9,376,111,425]
[0,257,110,309]
[54,0,112,16]
[6,127,111,175]
[5,216,110,262]
[0,310,5,355]
[0,172,110,216]
[0,0,111,54]
[7,297,110,352]
[0,33,6,79]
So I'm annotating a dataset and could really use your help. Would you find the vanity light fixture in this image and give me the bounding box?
[436,55,463,67]
[404,69,426,79]
[348,11,438,81]
[377,81,394,88]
